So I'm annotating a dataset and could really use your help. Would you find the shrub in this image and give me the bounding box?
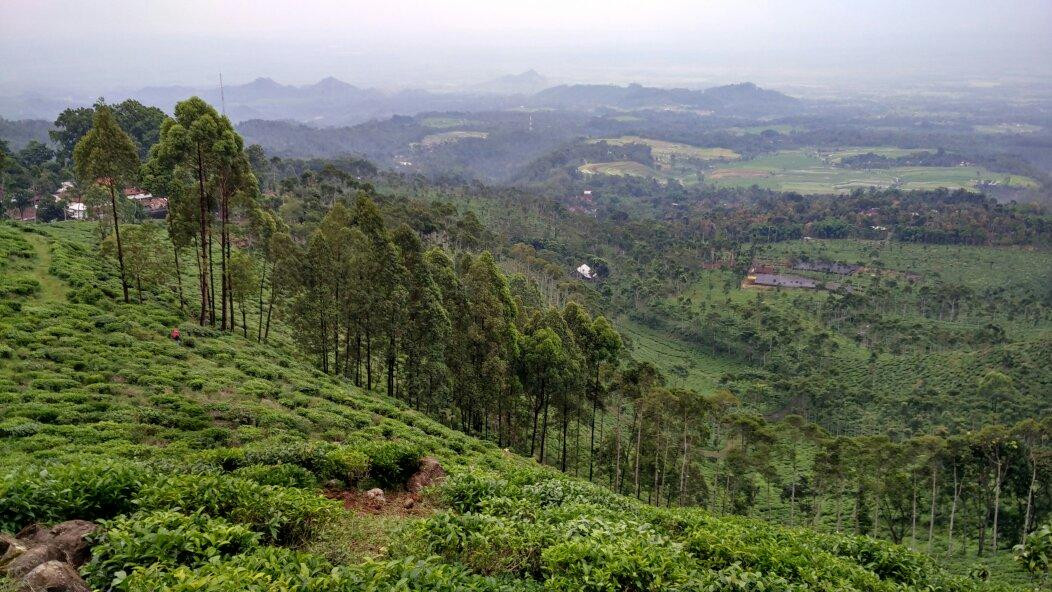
[134,473,336,545]
[233,464,317,489]
[84,510,259,591]
[0,460,149,531]
[359,440,421,488]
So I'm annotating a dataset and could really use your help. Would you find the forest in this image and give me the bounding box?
[0,90,1050,592]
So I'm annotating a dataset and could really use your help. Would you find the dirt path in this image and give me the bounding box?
[26,233,67,301]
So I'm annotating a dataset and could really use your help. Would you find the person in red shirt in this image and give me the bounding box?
[170,327,180,343]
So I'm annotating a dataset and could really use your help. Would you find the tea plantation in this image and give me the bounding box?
[0,220,1027,590]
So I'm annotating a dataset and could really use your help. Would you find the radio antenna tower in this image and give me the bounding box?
[219,72,227,116]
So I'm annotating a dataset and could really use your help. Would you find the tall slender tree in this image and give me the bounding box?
[73,104,140,303]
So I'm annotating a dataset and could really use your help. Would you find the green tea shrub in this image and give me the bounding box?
[121,546,334,592]
[84,510,260,591]
[233,464,317,488]
[240,441,369,484]
[441,471,513,513]
[542,534,695,591]
[134,473,336,544]
[358,440,422,488]
[0,460,149,530]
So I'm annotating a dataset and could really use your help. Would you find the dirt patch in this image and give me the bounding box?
[324,489,434,518]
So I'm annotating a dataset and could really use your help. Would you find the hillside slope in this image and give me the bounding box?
[0,221,1021,591]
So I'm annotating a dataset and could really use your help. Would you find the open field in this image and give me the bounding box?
[578,160,662,179]
[616,317,750,393]
[756,238,1052,295]
[574,146,1038,193]
[415,130,488,148]
[418,116,473,129]
[706,149,1038,193]
[588,135,740,164]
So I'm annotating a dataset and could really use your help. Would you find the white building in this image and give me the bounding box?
[66,202,87,220]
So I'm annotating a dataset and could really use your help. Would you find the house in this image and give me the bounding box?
[66,202,87,220]
[124,187,154,201]
[576,263,595,280]
[140,197,169,218]
[750,273,818,289]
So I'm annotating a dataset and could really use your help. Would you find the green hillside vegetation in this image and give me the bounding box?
[2,95,1050,590]
[707,150,1038,194]
[3,221,1032,591]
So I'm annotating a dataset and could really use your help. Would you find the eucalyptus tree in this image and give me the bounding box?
[147,97,256,327]
[73,104,140,303]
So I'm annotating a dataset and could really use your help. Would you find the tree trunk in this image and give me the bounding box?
[947,464,960,556]
[195,146,210,325]
[1022,462,1036,544]
[220,197,228,330]
[257,259,266,342]
[108,183,129,303]
[927,465,937,553]
[991,460,1003,554]
[633,406,643,500]
[173,244,186,313]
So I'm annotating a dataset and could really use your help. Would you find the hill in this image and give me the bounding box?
[531,82,803,117]
[0,220,1023,591]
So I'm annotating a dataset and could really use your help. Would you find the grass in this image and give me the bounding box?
[588,136,740,163]
[578,160,661,180]
[616,317,750,393]
[25,232,68,301]
[707,149,1038,194]
[757,238,1052,297]
[419,116,473,129]
[416,130,489,148]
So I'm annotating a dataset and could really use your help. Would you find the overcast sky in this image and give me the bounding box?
[2,0,1050,93]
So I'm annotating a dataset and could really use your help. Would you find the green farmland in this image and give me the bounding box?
[706,149,1038,194]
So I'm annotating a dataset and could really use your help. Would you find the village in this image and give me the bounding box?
[5,181,167,222]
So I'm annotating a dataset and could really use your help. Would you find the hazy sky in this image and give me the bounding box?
[2,0,1050,93]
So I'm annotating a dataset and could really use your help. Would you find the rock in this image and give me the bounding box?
[0,537,30,570]
[46,520,96,566]
[5,544,63,579]
[14,524,49,545]
[0,533,25,558]
[402,496,417,509]
[20,560,90,592]
[407,457,446,493]
[364,488,386,504]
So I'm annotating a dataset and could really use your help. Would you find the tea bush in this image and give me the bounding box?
[134,473,337,545]
[0,460,149,530]
[85,510,260,591]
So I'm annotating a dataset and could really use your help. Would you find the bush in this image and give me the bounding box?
[134,473,336,545]
[359,440,421,488]
[84,510,259,591]
[233,464,317,489]
[0,460,149,531]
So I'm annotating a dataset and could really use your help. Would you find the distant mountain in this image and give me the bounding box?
[531,81,802,117]
[0,78,802,127]
[0,118,53,150]
[474,69,550,94]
